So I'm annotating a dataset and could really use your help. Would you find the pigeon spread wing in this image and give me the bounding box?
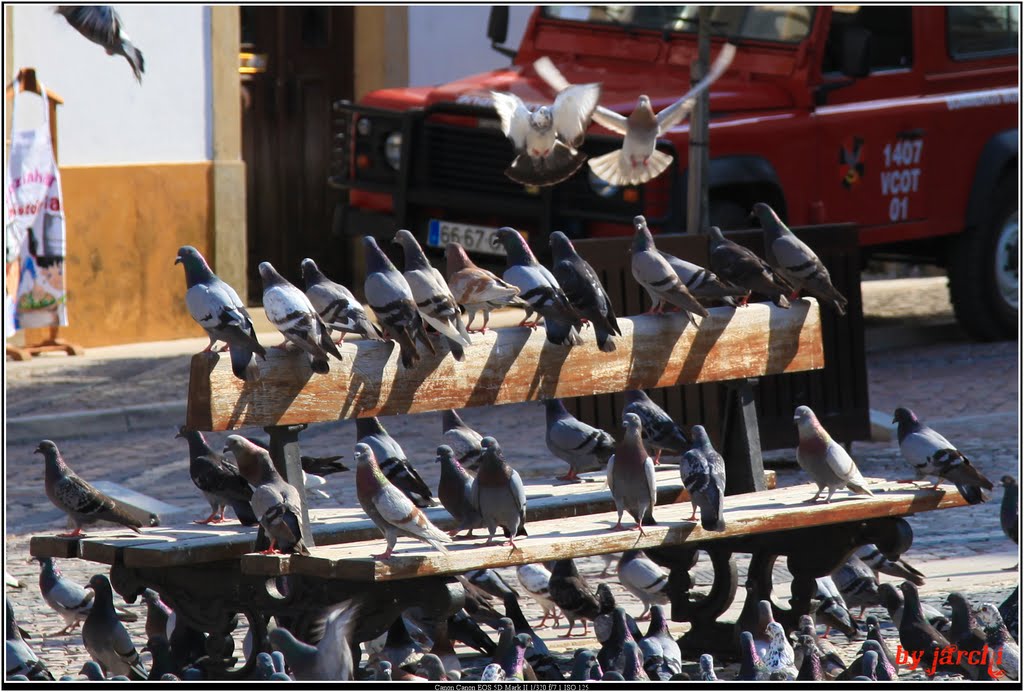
[655,43,736,134]
[552,83,601,148]
[491,92,532,152]
[533,57,629,136]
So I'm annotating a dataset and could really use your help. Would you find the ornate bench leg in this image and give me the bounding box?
[264,424,314,549]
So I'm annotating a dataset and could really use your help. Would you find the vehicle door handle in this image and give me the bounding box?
[897,128,926,139]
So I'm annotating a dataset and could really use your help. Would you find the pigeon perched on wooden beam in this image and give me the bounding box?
[794,405,873,502]
[607,413,657,534]
[544,398,615,481]
[300,258,384,343]
[707,225,794,308]
[550,231,621,352]
[435,444,482,538]
[259,261,342,374]
[679,425,726,531]
[357,416,435,508]
[177,427,257,526]
[659,250,750,306]
[631,216,708,325]
[622,389,690,464]
[445,242,525,334]
[363,235,434,368]
[55,6,144,82]
[83,575,148,680]
[472,437,528,548]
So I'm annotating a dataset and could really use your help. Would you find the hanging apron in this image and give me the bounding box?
[4,79,68,338]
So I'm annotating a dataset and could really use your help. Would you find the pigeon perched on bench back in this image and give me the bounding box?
[630,216,708,325]
[83,575,147,680]
[445,242,524,333]
[794,405,873,502]
[55,6,144,82]
[707,225,793,308]
[659,251,750,307]
[300,258,383,343]
[550,231,621,352]
[607,413,657,534]
[363,235,434,368]
[259,261,342,374]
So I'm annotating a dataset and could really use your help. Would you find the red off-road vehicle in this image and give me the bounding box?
[332,5,1018,339]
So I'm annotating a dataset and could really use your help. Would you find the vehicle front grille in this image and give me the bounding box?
[415,122,530,198]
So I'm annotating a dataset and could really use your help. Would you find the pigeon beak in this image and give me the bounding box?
[174,256,182,265]
[33,445,43,455]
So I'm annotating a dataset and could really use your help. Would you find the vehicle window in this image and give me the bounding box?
[823,6,913,74]
[947,5,1019,58]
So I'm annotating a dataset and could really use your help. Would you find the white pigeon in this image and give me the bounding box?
[259,261,342,374]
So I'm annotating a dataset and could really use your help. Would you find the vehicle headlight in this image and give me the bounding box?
[384,132,402,170]
[587,169,620,198]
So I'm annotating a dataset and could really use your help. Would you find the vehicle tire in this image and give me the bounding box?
[949,175,1019,341]
[709,199,750,230]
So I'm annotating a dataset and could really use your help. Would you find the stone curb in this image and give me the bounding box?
[7,400,187,443]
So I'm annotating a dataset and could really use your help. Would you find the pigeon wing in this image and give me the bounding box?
[491,92,531,151]
[655,43,736,134]
[553,83,601,148]
[534,56,628,135]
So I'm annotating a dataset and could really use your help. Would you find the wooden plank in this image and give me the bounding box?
[29,535,80,559]
[242,480,968,581]
[186,300,824,431]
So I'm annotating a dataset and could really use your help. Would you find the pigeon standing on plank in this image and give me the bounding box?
[1001,476,1019,547]
[517,563,561,628]
[607,413,657,534]
[794,405,873,502]
[659,250,750,306]
[6,600,54,681]
[357,416,435,508]
[354,443,451,560]
[707,225,793,308]
[37,440,154,537]
[630,216,709,325]
[549,559,601,637]
[549,231,621,352]
[445,242,525,333]
[617,550,669,620]
[493,227,584,346]
[441,409,484,470]
[854,544,926,585]
[893,407,994,505]
[259,261,343,374]
[176,245,266,382]
[82,575,147,680]
[679,425,726,531]
[363,235,435,368]
[472,437,528,548]
[269,600,358,681]
[177,427,258,526]
[223,436,309,556]
[300,258,384,343]
[754,202,848,314]
[622,389,690,464]
[544,398,615,481]
[435,445,482,538]
[393,229,472,361]
[55,6,144,82]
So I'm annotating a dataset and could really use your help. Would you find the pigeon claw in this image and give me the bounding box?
[58,528,83,538]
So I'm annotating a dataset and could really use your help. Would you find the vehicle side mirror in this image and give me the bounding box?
[487,6,509,44]
[839,25,871,79]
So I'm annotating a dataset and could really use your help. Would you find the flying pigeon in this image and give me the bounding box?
[300,258,384,343]
[490,79,601,186]
[6,600,54,681]
[854,543,926,585]
[794,405,873,502]
[445,242,525,333]
[357,416,435,508]
[177,427,257,526]
[83,574,147,680]
[534,44,735,186]
[630,216,709,325]
[354,443,450,559]
[441,409,484,469]
[616,550,669,620]
[259,261,342,374]
[223,435,309,555]
[176,245,266,382]
[679,425,726,531]
[471,437,528,547]
[517,563,561,628]
[977,603,1020,681]
[549,558,600,637]
[38,440,154,537]
[268,600,358,680]
[363,235,434,368]
[544,398,615,481]
[55,6,144,82]
[893,407,994,504]
[1001,476,1019,547]
[659,249,750,306]
[607,413,657,534]
[622,389,690,464]
[754,202,848,314]
[435,444,482,538]
[493,227,584,346]
[707,225,793,307]
[393,229,472,361]
[549,231,621,351]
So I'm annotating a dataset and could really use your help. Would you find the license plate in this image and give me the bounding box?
[427,219,525,257]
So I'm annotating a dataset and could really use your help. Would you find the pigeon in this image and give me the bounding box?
[544,398,615,481]
[878,582,950,633]
[354,443,450,559]
[140,589,174,642]
[427,621,463,680]
[707,225,793,308]
[357,417,435,508]
[517,563,561,628]
[393,229,472,361]
[893,407,994,505]
[944,592,992,681]
[502,592,562,680]
[490,79,600,186]
[679,424,727,531]
[598,607,636,674]
[854,543,925,585]
[644,605,682,675]
[268,600,358,681]
[37,440,153,537]
[864,616,898,673]
[764,621,798,680]
[176,427,257,526]
[534,45,735,186]
[300,258,383,343]
[659,249,750,306]
[363,235,434,368]
[1000,476,1019,546]
[6,600,54,681]
[415,653,448,681]
[594,583,643,644]
[435,445,482,538]
[795,633,824,681]
[698,653,718,681]
[1000,587,1019,644]
[448,609,497,656]
[481,662,506,681]
[223,435,309,555]
[143,635,177,680]
[831,553,881,614]
[493,226,584,346]
[259,261,342,374]
[471,437,528,547]
[549,231,621,352]
[754,202,848,314]
[82,575,147,680]
[622,389,690,463]
[570,649,602,681]
[616,550,669,620]
[814,576,859,639]
[621,640,650,681]
[445,242,525,333]
[739,597,774,659]
[897,581,954,677]
[441,409,484,469]
[630,215,709,325]
[34,556,140,636]
[837,638,896,681]
[977,603,1020,681]
[55,6,144,82]
[607,412,657,534]
[549,559,600,637]
[466,568,517,602]
[738,630,770,681]
[794,405,873,502]
[176,245,266,381]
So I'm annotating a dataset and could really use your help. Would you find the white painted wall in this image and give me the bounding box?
[9,5,211,166]
[407,6,534,87]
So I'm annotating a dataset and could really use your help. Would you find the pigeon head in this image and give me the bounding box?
[480,436,500,453]
[631,216,654,253]
[353,442,376,466]
[548,231,576,261]
[629,95,656,126]
[793,405,818,428]
[175,246,214,286]
[622,411,643,433]
[435,445,454,464]
[706,225,727,244]
[493,227,534,265]
[766,621,787,644]
[223,435,272,483]
[530,106,554,130]
[891,407,918,426]
[445,242,474,276]
[300,258,327,288]
[751,202,784,229]
[392,229,430,271]
[1001,475,1017,487]
[975,603,1003,629]
[689,424,711,447]
[87,574,114,602]
[699,654,715,676]
[363,235,399,274]
[798,613,815,634]
[416,653,447,680]
[34,439,59,459]
[257,261,286,289]
[861,649,879,678]
[596,582,616,613]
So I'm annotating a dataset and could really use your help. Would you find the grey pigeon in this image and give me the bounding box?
[55,6,144,82]
[898,581,956,677]
[223,435,309,555]
[393,229,471,361]
[176,427,257,526]
[630,216,709,325]
[679,424,726,531]
[659,250,750,306]
[854,543,925,585]
[82,575,147,680]
[544,398,615,481]
[621,639,649,681]
[357,416,435,507]
[501,592,548,659]
[354,443,450,559]
[795,634,823,680]
[259,260,342,374]
[878,582,950,633]
[176,245,266,381]
[617,550,669,620]
[441,409,484,469]
[435,445,482,538]
[814,576,859,639]
[597,607,635,673]
[445,242,525,333]
[944,592,993,681]
[143,635,176,680]
[594,583,643,644]
[893,407,994,505]
[831,553,881,614]
[471,437,528,547]
[363,235,434,368]
[300,257,383,343]
[839,639,896,681]
[517,563,561,627]
[795,405,873,502]
[977,603,1020,681]
[738,630,770,681]
[38,440,154,537]
[864,616,898,674]
[493,227,584,346]
[622,389,690,463]
[549,559,600,637]
[707,225,793,308]
[607,412,657,534]
[268,600,358,680]
[35,556,93,634]
[467,568,517,601]
[534,46,735,186]
[140,588,174,641]
[698,653,718,681]
[1001,476,1019,546]
[550,231,621,351]
[6,600,54,681]
[754,202,848,314]
[570,649,601,681]
[415,653,448,681]
[490,79,600,186]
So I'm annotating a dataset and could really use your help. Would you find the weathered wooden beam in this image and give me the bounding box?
[186,299,824,432]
